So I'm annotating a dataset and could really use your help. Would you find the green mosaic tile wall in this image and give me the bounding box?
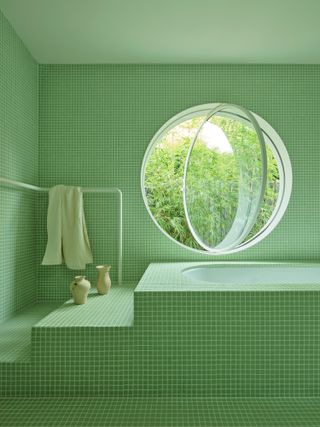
[38,64,320,300]
[0,10,38,321]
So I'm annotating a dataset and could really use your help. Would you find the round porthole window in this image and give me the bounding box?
[141,103,292,254]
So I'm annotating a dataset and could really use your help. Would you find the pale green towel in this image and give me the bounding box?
[42,185,93,270]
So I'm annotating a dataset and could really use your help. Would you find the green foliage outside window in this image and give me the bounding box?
[145,116,279,250]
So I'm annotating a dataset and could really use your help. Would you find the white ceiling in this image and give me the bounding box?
[1,0,320,64]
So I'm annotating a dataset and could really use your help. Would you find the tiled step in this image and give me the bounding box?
[0,303,61,363]
[0,287,135,397]
[3,271,320,399]
[33,285,134,328]
[30,285,135,396]
[0,303,62,396]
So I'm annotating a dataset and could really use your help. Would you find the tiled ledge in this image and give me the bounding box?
[33,285,135,328]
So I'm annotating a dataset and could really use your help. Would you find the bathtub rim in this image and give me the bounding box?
[135,261,320,293]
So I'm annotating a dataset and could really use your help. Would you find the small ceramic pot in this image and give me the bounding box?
[70,276,91,304]
[96,265,111,295]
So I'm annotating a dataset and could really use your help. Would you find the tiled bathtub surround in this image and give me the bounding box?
[24,264,320,398]
[134,291,320,397]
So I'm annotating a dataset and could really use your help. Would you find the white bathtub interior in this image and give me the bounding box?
[182,265,320,285]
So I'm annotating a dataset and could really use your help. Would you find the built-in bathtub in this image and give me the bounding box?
[136,262,320,292]
[2,262,320,398]
[133,262,320,396]
[183,263,320,285]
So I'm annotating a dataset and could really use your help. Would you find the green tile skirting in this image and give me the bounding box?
[1,397,320,427]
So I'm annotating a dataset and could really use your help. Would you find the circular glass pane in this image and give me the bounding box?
[141,104,292,255]
[183,104,267,252]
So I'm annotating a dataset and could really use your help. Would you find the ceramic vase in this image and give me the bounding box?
[96,265,111,295]
[70,276,91,304]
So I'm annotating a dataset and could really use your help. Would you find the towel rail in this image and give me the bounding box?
[0,177,123,285]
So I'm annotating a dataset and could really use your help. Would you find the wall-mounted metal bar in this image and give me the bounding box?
[0,177,123,285]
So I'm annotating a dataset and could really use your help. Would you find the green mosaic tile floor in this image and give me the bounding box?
[0,303,61,362]
[34,285,135,328]
[0,398,320,426]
